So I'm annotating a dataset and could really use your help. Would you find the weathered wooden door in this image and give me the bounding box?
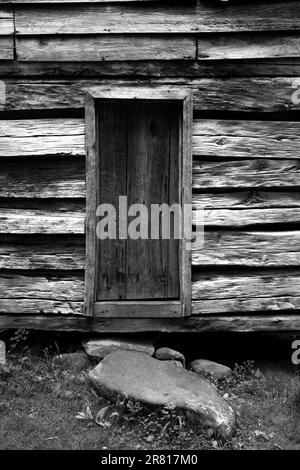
[85,86,192,318]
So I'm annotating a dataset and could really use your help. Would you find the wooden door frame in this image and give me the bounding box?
[84,85,193,318]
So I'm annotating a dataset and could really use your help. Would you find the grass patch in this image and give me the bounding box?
[0,351,300,450]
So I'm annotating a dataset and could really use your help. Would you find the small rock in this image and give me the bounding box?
[52,352,90,372]
[89,351,235,439]
[83,337,154,358]
[155,347,185,365]
[189,359,232,379]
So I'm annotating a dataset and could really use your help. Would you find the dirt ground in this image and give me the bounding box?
[0,331,300,450]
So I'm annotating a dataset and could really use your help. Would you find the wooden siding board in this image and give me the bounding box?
[0,119,85,157]
[0,9,14,35]
[193,231,300,268]
[1,78,299,112]
[193,120,300,160]
[0,236,85,270]
[197,33,300,60]
[193,160,300,189]
[16,36,196,61]
[1,314,300,333]
[14,3,300,35]
[0,37,14,60]
[0,157,85,198]
[2,61,300,78]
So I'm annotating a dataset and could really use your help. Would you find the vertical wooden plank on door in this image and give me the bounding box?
[84,93,97,316]
[96,101,127,300]
[126,101,179,300]
[168,102,180,298]
[181,94,193,316]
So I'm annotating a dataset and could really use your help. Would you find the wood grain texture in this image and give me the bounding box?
[0,157,85,198]
[0,236,85,270]
[1,230,299,271]
[17,36,196,61]
[0,9,13,35]
[193,120,300,159]
[2,60,300,78]
[0,270,300,315]
[0,206,298,234]
[197,33,300,60]
[0,208,84,234]
[125,102,179,300]
[1,314,300,333]
[193,231,300,267]
[3,119,300,164]
[2,78,300,112]
[195,191,300,210]
[0,119,85,157]
[192,270,300,313]
[96,101,127,301]
[2,159,300,203]
[193,159,300,189]
[15,2,300,34]
[203,208,300,227]
[0,37,14,60]
[0,274,83,314]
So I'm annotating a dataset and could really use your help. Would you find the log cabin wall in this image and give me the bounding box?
[0,0,300,333]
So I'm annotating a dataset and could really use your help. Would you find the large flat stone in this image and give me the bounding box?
[83,337,154,359]
[89,351,235,439]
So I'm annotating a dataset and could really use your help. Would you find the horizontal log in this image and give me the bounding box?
[15,2,300,34]
[0,119,85,157]
[0,37,14,60]
[197,33,300,60]
[0,270,299,315]
[1,230,299,270]
[0,274,83,314]
[0,236,85,270]
[2,157,300,201]
[1,206,300,233]
[193,159,300,189]
[0,9,13,35]
[0,208,84,234]
[202,208,300,227]
[195,191,300,209]
[192,297,300,315]
[1,77,300,112]
[0,273,83,300]
[2,60,300,78]
[192,270,300,313]
[1,314,300,333]
[17,36,196,61]
[193,231,300,267]
[2,119,300,166]
[0,157,85,198]
[193,120,300,159]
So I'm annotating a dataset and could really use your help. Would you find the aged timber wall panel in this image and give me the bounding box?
[0,0,299,327]
[0,113,299,316]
